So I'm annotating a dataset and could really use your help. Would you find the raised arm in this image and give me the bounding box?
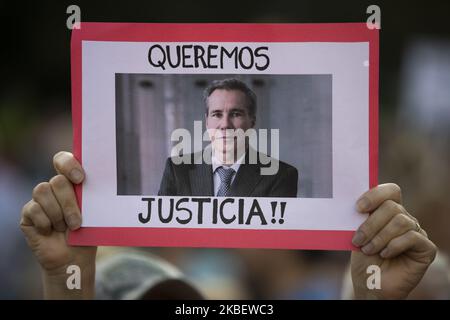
[20,151,97,299]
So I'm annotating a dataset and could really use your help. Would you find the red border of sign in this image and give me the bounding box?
[68,23,378,250]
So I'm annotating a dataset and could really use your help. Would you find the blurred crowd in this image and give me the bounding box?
[1,1,450,299]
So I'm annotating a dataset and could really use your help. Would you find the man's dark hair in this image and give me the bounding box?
[203,78,257,120]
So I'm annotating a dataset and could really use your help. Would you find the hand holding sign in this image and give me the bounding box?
[20,152,96,299]
[350,184,437,299]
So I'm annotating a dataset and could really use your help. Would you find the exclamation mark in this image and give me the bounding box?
[279,202,286,224]
[270,201,277,224]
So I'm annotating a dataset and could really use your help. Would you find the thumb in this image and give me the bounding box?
[53,151,85,184]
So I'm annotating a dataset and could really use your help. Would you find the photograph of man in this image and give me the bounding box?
[158,78,298,197]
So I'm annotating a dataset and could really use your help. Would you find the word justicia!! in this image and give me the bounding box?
[138,197,287,226]
[148,44,270,71]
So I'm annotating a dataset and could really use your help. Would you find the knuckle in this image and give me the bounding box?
[390,183,402,199]
[392,213,411,229]
[386,199,398,210]
[407,229,420,241]
[382,199,401,213]
[28,201,42,216]
[21,200,33,217]
[49,174,69,189]
[32,182,51,198]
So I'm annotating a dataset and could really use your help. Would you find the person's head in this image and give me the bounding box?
[204,79,257,163]
[95,251,204,300]
[204,78,257,130]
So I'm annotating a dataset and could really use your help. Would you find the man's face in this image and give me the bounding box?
[205,89,255,163]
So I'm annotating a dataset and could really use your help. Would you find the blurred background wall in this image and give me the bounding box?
[1,0,450,299]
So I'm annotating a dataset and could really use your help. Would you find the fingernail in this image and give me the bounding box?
[362,242,374,255]
[380,248,389,258]
[67,215,81,230]
[356,197,370,212]
[352,231,366,246]
[70,169,83,184]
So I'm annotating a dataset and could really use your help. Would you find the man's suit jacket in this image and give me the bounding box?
[158,148,298,197]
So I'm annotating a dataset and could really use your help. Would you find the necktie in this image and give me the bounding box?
[216,166,235,196]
